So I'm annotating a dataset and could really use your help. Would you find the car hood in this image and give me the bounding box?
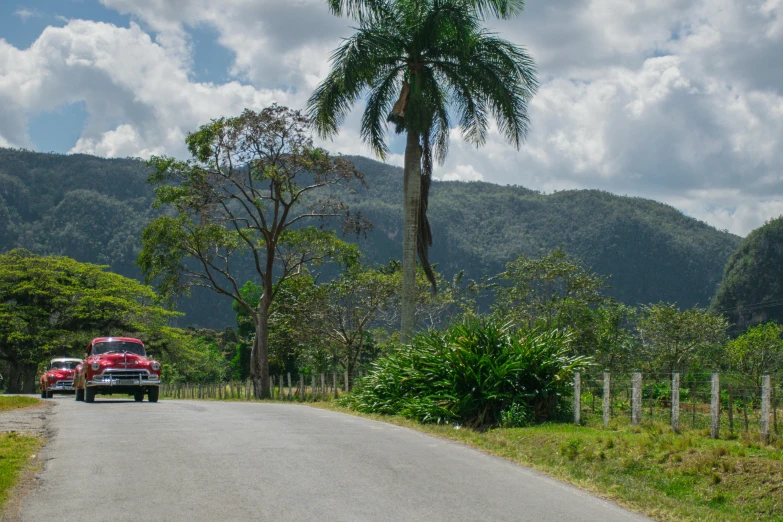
[46,370,74,379]
[89,353,150,368]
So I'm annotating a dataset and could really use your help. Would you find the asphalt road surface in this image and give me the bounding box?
[19,396,649,521]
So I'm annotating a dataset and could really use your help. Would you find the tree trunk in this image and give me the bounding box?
[21,364,37,394]
[6,362,23,394]
[400,131,422,343]
[250,297,272,399]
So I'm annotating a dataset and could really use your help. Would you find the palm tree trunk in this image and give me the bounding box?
[400,130,422,342]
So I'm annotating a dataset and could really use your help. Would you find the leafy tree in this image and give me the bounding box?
[492,247,608,356]
[138,106,367,398]
[635,302,729,373]
[712,216,783,330]
[591,301,638,372]
[302,263,397,383]
[309,0,537,340]
[726,322,783,387]
[0,249,176,393]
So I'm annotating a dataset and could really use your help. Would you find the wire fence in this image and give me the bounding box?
[159,370,366,403]
[575,370,781,443]
[160,369,781,444]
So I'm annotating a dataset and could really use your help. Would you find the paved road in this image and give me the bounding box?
[19,396,648,521]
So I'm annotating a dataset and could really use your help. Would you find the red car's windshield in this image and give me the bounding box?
[50,361,79,370]
[92,341,146,356]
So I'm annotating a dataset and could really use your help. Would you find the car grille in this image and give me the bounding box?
[54,380,74,388]
[102,369,148,379]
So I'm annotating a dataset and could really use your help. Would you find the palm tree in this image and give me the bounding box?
[308,0,537,341]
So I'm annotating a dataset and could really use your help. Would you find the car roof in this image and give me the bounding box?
[91,337,144,346]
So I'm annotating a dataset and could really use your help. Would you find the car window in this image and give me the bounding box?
[50,361,79,370]
[92,341,146,356]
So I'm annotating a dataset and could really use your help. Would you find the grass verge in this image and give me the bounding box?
[313,402,783,522]
[0,396,41,412]
[0,433,42,510]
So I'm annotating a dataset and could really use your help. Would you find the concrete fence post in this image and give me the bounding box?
[333,372,338,399]
[287,373,292,400]
[671,372,680,433]
[761,373,771,445]
[632,371,642,426]
[311,375,316,402]
[321,373,325,401]
[573,370,581,426]
[279,375,284,400]
[710,371,720,439]
[299,374,304,400]
[603,370,611,429]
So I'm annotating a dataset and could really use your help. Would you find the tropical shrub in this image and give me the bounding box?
[341,319,589,427]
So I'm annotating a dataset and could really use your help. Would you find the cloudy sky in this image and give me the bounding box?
[1,0,781,236]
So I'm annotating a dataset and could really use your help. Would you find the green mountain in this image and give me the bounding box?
[712,216,783,332]
[0,148,741,328]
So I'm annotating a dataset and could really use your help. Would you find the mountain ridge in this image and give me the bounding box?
[0,147,741,327]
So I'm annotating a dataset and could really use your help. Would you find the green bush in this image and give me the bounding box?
[341,319,589,427]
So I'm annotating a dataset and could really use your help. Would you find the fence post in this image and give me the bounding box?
[311,375,316,402]
[344,371,349,392]
[671,372,680,433]
[333,372,338,399]
[321,374,325,401]
[573,370,581,426]
[632,371,642,425]
[603,370,611,429]
[279,375,284,400]
[710,371,720,439]
[761,373,771,445]
[299,374,304,400]
[287,373,292,400]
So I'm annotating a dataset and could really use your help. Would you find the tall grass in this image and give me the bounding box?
[341,319,589,427]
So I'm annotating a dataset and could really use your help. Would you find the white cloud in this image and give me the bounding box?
[0,20,291,158]
[1,0,782,236]
[14,8,42,21]
[440,164,484,182]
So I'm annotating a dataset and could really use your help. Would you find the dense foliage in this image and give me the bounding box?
[0,249,176,392]
[341,319,587,427]
[712,216,783,332]
[0,148,740,329]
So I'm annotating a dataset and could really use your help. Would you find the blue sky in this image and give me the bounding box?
[1,0,782,235]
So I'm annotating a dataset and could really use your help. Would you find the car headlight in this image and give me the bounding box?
[150,362,161,371]
[91,362,100,371]
[48,375,56,381]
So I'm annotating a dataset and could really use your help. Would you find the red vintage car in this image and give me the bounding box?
[73,337,162,403]
[40,358,82,398]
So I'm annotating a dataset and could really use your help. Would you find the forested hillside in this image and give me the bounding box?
[0,148,741,327]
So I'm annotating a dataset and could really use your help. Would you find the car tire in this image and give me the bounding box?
[148,387,159,403]
[46,390,54,399]
[41,387,47,399]
[75,388,84,401]
[85,387,96,403]
[134,391,144,402]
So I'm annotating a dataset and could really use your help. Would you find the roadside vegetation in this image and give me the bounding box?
[0,396,40,412]
[316,402,783,521]
[0,432,42,510]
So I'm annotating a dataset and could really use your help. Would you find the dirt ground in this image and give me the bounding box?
[0,400,54,437]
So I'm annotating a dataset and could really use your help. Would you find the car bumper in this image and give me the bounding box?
[87,378,160,387]
[50,381,75,391]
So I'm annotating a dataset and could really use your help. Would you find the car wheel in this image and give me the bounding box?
[134,391,144,402]
[47,390,54,399]
[75,388,84,401]
[148,387,159,403]
[85,387,96,403]
[41,387,47,399]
